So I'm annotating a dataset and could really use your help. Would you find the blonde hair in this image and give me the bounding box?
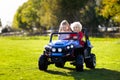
[59,20,70,32]
[70,22,82,31]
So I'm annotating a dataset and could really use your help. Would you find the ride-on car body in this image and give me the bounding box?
[38,29,96,71]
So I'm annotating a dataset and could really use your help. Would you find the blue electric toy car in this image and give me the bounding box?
[38,29,96,71]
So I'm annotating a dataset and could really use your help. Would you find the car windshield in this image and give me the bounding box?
[50,32,78,42]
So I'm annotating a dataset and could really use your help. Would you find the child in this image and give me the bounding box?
[68,21,85,61]
[70,21,84,47]
[58,20,71,40]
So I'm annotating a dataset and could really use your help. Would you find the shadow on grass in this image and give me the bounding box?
[45,67,120,80]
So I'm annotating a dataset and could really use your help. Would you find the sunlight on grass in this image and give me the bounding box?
[0,36,120,80]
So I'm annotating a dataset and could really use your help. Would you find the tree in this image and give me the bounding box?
[79,0,98,31]
[96,0,120,23]
[13,0,61,32]
[60,0,88,23]
[39,0,61,29]
[13,0,41,32]
[13,0,103,33]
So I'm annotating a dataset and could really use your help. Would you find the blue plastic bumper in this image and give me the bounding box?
[51,53,63,57]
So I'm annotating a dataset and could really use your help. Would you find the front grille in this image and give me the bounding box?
[52,48,65,53]
[51,48,71,54]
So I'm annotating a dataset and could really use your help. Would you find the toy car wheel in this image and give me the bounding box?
[55,61,65,68]
[85,53,96,69]
[76,55,84,71]
[38,55,48,71]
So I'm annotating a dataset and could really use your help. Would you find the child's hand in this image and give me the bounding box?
[73,36,78,39]
[66,35,70,39]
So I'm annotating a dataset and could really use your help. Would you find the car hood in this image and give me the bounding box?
[48,40,80,48]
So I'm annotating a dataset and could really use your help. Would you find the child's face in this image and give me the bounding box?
[73,26,80,32]
[62,25,69,32]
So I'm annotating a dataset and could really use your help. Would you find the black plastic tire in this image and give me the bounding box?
[38,55,48,71]
[85,54,96,69]
[76,55,84,71]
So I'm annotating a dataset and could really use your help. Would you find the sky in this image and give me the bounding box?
[0,0,28,27]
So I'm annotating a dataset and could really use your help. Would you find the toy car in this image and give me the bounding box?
[38,29,96,71]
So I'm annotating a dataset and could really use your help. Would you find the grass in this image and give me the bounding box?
[0,36,120,80]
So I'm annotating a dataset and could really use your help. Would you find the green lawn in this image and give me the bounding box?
[0,36,120,80]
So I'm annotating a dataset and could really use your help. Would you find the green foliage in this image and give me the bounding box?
[39,0,61,29]
[60,0,88,22]
[13,0,120,32]
[0,36,120,80]
[79,0,99,31]
[13,0,97,32]
[13,0,41,31]
[96,0,120,22]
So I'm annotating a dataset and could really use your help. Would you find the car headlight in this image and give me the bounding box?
[52,48,56,52]
[70,45,74,48]
[67,46,70,49]
[58,48,62,52]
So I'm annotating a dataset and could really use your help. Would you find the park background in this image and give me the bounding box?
[0,0,120,37]
[0,0,120,80]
